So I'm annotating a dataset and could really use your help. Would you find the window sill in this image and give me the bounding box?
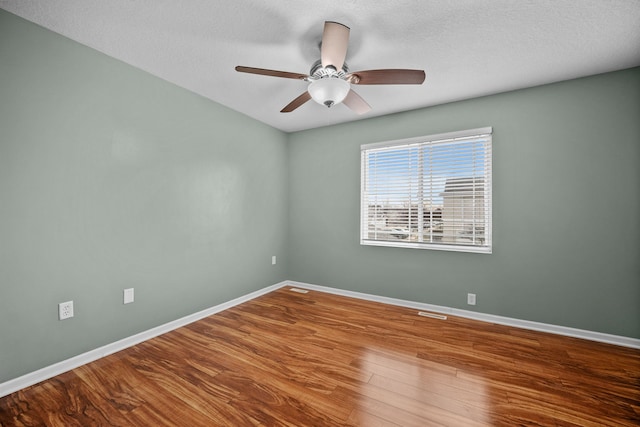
[360,239,492,254]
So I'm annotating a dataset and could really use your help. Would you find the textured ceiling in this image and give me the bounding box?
[2,0,639,133]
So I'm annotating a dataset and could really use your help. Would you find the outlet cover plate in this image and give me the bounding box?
[467,293,477,306]
[59,301,74,320]
[124,288,134,304]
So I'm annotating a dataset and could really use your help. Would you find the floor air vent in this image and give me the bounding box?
[418,311,447,320]
[289,288,309,294]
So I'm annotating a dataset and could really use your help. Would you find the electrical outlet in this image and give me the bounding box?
[59,301,74,320]
[272,255,276,265]
[467,293,477,306]
[123,288,134,304]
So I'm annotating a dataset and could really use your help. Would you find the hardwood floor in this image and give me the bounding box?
[1,287,639,426]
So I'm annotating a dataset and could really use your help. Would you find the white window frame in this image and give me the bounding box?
[360,127,492,254]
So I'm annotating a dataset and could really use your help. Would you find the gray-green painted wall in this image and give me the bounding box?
[288,67,640,339]
[2,8,639,385]
[0,10,288,383]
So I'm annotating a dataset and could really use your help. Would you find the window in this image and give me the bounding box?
[361,127,492,253]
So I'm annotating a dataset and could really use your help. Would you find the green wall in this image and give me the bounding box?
[0,10,288,383]
[2,7,639,385]
[288,67,640,339]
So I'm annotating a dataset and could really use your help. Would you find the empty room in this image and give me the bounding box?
[1,1,639,426]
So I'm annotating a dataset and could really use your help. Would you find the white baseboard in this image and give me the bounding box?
[0,282,286,398]
[284,280,640,350]
[3,279,638,399]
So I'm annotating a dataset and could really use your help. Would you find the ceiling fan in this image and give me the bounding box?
[235,21,426,114]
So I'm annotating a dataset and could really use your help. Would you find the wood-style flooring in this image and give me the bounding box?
[1,287,639,426]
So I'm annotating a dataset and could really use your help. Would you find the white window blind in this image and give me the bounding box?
[361,127,492,253]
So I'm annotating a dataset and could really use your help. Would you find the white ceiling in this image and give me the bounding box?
[2,0,639,133]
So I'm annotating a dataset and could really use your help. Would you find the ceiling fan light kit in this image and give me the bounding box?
[308,77,350,108]
[235,21,425,114]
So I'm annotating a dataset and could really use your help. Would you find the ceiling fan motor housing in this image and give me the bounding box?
[309,59,349,79]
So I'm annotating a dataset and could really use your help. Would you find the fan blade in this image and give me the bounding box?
[343,89,371,115]
[281,91,312,113]
[346,69,425,85]
[235,66,308,80]
[321,21,350,71]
